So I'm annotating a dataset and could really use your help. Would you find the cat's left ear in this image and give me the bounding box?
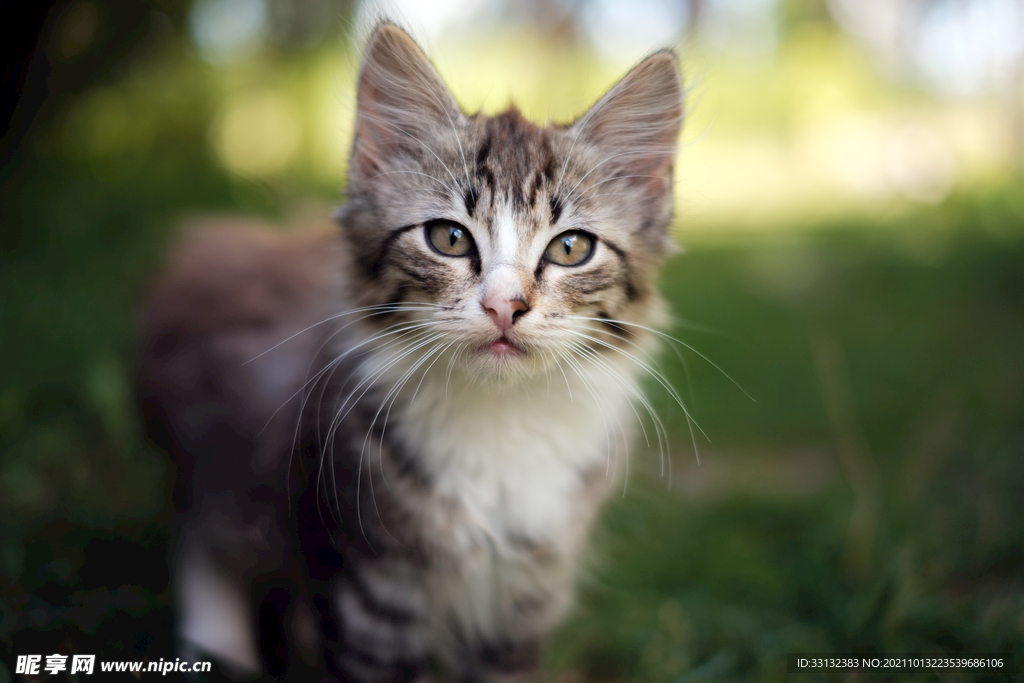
[571,51,683,196]
[350,23,465,181]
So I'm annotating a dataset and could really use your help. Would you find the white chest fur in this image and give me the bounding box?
[377,355,639,641]
[387,357,637,555]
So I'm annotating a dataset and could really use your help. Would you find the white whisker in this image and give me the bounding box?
[567,339,671,487]
[315,327,441,530]
[244,302,447,365]
[566,314,754,401]
[565,329,705,440]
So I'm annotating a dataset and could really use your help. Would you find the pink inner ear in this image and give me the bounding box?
[591,131,677,199]
[572,52,683,197]
[349,25,463,182]
[352,72,408,172]
[350,84,414,181]
[635,155,675,196]
[352,109,383,177]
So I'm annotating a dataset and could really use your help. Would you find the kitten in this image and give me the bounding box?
[138,22,683,682]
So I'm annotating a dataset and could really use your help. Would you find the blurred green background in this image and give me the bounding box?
[2,0,1023,680]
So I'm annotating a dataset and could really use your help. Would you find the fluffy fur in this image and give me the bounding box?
[139,23,683,682]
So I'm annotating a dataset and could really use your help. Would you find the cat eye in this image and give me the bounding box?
[544,231,594,267]
[426,220,475,257]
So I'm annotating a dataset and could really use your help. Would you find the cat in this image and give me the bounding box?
[138,21,683,682]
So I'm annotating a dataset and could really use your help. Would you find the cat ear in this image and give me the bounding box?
[571,51,683,195]
[350,23,464,180]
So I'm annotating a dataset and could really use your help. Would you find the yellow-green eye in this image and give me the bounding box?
[545,231,594,266]
[427,221,474,257]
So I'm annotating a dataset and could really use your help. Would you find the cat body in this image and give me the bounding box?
[139,23,683,682]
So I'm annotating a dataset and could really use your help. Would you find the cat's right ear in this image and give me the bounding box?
[570,51,683,201]
[350,23,464,181]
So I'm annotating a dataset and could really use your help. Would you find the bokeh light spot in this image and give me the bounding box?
[211,92,302,176]
[189,0,268,64]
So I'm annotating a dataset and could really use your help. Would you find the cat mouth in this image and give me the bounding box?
[486,336,523,356]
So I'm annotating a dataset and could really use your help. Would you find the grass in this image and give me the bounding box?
[546,198,1024,682]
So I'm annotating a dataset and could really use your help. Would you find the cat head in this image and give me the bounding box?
[336,23,683,379]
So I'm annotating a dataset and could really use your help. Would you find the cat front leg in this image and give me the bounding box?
[317,568,432,683]
[458,638,543,683]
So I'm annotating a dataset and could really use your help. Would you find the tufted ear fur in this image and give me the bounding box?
[571,51,683,199]
[349,23,465,185]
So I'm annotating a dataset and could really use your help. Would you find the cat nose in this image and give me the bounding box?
[482,294,529,334]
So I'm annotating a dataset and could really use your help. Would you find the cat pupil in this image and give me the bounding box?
[449,228,460,247]
[563,237,573,255]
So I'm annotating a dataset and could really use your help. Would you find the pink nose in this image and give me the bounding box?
[482,294,529,334]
